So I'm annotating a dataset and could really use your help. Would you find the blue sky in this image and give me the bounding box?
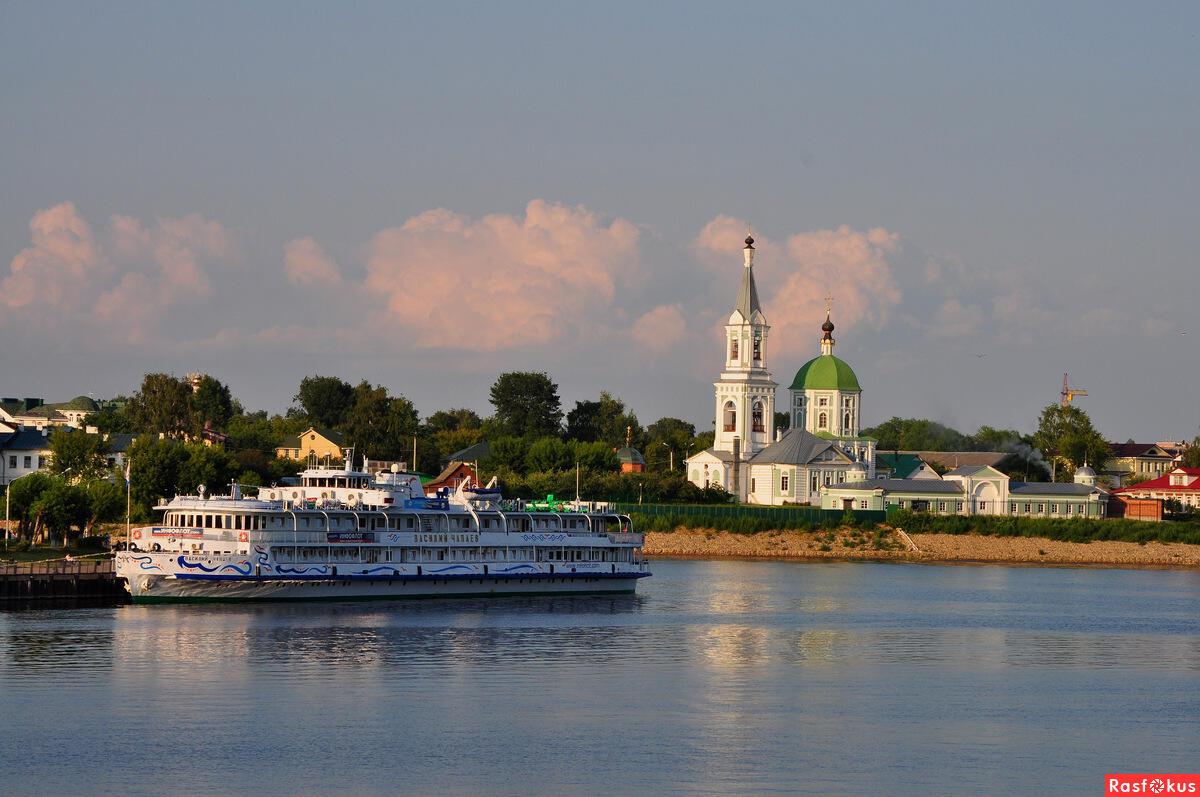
[2,1,1196,441]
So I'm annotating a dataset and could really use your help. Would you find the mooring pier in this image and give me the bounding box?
[0,558,126,603]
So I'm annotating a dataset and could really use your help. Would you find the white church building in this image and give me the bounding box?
[685,234,878,505]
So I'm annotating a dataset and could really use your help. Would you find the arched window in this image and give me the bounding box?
[818,411,827,430]
[753,334,762,362]
[843,412,852,432]
[729,338,738,361]
[723,401,736,432]
[752,401,764,433]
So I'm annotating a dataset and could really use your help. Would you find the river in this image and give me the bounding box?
[2,558,1198,795]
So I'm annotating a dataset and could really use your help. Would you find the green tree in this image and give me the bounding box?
[969,425,1025,451]
[126,373,192,434]
[343,381,419,459]
[127,437,188,516]
[485,436,528,473]
[189,375,234,431]
[571,440,617,471]
[30,480,89,546]
[488,372,562,438]
[83,480,125,536]
[5,472,54,539]
[178,444,238,495]
[862,417,970,451]
[47,429,111,481]
[774,411,790,432]
[426,408,482,434]
[526,437,573,472]
[1033,404,1110,481]
[565,399,603,441]
[294,375,355,428]
[1183,435,1200,468]
[84,398,134,434]
[645,417,696,472]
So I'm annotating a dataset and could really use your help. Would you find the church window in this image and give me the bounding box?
[818,397,828,407]
[753,334,762,362]
[751,402,764,433]
[818,411,827,429]
[811,474,819,492]
[729,338,738,361]
[843,412,852,432]
[860,500,868,510]
[723,401,736,432]
[781,474,789,492]
[751,478,756,492]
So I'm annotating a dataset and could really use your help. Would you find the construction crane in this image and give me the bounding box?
[1060,372,1088,407]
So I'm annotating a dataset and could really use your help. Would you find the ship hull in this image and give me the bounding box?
[125,572,647,603]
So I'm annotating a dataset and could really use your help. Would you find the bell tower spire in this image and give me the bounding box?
[708,227,778,481]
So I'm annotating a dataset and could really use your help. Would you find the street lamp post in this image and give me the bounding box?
[657,441,674,471]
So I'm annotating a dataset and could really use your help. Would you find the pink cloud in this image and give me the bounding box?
[2,202,235,343]
[363,199,640,350]
[631,303,687,353]
[1,202,109,311]
[95,213,233,339]
[284,237,342,286]
[694,217,902,357]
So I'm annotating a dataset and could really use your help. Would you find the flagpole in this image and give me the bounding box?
[125,458,132,549]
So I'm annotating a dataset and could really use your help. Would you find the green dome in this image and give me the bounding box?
[789,355,861,392]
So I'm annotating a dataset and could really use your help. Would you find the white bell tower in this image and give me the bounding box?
[713,233,777,461]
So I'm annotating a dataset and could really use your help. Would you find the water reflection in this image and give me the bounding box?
[1,560,1199,797]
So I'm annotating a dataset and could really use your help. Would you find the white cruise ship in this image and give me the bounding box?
[114,453,649,604]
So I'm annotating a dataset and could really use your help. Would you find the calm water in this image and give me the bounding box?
[2,559,1199,796]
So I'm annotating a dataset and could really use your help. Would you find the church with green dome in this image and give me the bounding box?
[684,235,877,505]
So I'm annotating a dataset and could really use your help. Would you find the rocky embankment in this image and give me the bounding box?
[643,527,1200,568]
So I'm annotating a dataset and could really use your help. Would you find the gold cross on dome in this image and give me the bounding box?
[824,292,833,313]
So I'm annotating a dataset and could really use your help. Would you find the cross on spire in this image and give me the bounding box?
[825,292,833,314]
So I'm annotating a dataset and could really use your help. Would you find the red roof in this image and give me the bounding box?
[1113,467,1200,493]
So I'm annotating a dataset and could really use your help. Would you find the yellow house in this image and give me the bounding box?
[276,427,346,462]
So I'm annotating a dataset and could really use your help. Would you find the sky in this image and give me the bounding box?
[1,1,1197,442]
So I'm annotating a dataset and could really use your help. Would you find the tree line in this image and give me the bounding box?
[6,367,1194,545]
[50,370,728,524]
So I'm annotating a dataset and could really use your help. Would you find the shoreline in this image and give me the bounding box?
[642,528,1200,570]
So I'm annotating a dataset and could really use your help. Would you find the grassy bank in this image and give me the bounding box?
[887,510,1200,545]
[631,508,1200,546]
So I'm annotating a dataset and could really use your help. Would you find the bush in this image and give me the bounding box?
[887,509,1200,545]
